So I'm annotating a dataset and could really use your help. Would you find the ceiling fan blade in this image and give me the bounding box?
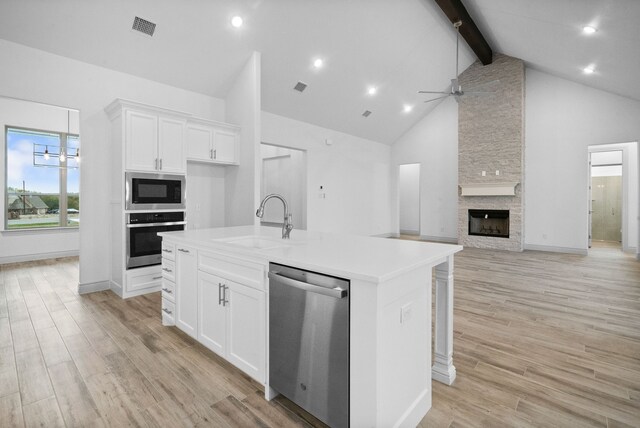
[418,90,450,95]
[423,95,450,103]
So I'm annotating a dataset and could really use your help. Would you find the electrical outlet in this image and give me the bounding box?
[400,302,413,324]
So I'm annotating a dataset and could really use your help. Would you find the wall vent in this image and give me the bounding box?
[362,110,372,118]
[293,81,308,92]
[132,16,156,36]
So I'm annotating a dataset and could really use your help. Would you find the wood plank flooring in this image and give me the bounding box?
[0,245,639,427]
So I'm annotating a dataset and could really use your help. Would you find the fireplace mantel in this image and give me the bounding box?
[459,182,519,196]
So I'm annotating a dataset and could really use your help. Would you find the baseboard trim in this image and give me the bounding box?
[0,250,79,265]
[78,280,111,294]
[110,281,123,298]
[420,235,458,244]
[623,246,637,254]
[372,232,396,238]
[524,244,588,255]
[399,229,420,235]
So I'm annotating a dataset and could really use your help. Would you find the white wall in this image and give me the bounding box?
[391,97,458,242]
[225,52,261,227]
[0,97,81,262]
[398,163,420,234]
[0,39,225,286]
[525,68,640,253]
[261,111,391,236]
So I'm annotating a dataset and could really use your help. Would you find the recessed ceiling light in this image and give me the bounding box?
[367,86,377,96]
[582,25,597,34]
[313,58,324,68]
[231,16,243,28]
[583,65,595,74]
[403,104,414,113]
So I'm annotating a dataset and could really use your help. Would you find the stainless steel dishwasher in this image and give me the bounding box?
[268,263,349,428]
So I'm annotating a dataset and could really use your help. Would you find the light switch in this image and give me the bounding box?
[481,171,486,177]
[496,170,500,176]
[400,302,413,324]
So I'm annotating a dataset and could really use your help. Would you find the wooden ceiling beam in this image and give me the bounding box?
[434,0,493,65]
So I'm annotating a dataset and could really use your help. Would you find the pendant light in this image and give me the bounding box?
[44,146,50,160]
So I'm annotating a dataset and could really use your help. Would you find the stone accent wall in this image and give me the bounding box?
[458,54,525,251]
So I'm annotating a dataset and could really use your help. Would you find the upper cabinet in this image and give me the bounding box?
[106,99,241,175]
[125,110,186,174]
[186,119,239,165]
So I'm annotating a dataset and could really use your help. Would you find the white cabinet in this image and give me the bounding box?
[197,271,265,382]
[125,110,186,174]
[175,245,197,338]
[186,120,239,165]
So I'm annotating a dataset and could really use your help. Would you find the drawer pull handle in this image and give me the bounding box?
[162,287,173,294]
[162,308,172,315]
[218,282,223,306]
[162,268,173,273]
[152,276,162,280]
[162,249,173,253]
[178,248,190,253]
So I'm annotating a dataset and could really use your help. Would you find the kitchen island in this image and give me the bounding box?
[159,225,462,427]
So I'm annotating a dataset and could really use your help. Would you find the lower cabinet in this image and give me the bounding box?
[175,246,197,338]
[198,271,265,382]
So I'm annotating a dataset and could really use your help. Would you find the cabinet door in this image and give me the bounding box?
[158,116,185,174]
[213,128,237,164]
[186,124,213,162]
[198,271,226,356]
[226,280,265,382]
[175,246,197,338]
[125,110,158,172]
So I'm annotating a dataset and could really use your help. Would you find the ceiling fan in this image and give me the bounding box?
[418,20,498,103]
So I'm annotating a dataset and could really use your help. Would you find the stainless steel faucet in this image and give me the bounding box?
[256,194,293,239]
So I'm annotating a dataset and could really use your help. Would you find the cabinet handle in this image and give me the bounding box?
[162,308,173,315]
[162,267,172,273]
[210,148,213,159]
[213,149,216,159]
[155,158,158,170]
[218,282,223,305]
[223,284,229,307]
[178,248,190,253]
[162,287,173,294]
[159,158,163,170]
[162,248,173,254]
[152,276,162,280]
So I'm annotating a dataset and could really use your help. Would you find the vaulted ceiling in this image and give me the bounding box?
[0,0,638,145]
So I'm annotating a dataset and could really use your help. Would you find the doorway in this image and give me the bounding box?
[398,163,421,236]
[590,150,622,249]
[260,143,307,230]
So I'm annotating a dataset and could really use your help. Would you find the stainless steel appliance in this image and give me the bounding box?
[125,171,185,211]
[268,263,350,428]
[126,211,185,269]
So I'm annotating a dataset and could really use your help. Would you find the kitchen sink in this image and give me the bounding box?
[213,235,291,250]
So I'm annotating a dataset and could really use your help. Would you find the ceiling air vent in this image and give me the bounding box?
[293,81,308,92]
[132,16,156,36]
[362,110,372,118]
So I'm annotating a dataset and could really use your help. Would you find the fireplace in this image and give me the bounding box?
[468,209,509,238]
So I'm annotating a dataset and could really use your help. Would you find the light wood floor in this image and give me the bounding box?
[1,247,639,427]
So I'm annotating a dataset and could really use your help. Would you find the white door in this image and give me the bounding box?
[158,116,185,174]
[186,124,213,162]
[399,164,421,235]
[125,110,158,172]
[213,129,237,163]
[175,246,197,338]
[198,271,226,356]
[226,281,265,382]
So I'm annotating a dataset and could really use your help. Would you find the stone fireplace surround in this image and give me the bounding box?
[457,54,525,252]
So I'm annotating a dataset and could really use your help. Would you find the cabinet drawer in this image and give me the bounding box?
[161,279,175,302]
[161,242,176,261]
[199,252,265,290]
[127,266,163,292]
[162,297,175,326]
[162,260,175,282]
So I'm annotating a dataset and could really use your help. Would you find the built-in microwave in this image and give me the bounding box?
[125,172,185,211]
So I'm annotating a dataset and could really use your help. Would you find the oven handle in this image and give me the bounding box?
[126,221,187,228]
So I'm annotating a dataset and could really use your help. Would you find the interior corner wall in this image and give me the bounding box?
[261,111,391,236]
[525,68,640,252]
[390,97,459,241]
[224,52,261,227]
[0,39,225,284]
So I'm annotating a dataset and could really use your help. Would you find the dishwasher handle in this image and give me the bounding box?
[268,271,348,299]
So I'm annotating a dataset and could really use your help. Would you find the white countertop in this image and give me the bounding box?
[159,226,462,283]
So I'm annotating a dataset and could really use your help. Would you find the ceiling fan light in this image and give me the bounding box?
[231,16,243,28]
[582,25,597,34]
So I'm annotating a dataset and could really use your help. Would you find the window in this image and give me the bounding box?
[5,127,80,230]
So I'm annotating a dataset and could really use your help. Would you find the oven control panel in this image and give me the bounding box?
[128,211,185,224]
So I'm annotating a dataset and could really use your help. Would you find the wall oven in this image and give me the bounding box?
[126,211,185,269]
[125,172,186,211]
